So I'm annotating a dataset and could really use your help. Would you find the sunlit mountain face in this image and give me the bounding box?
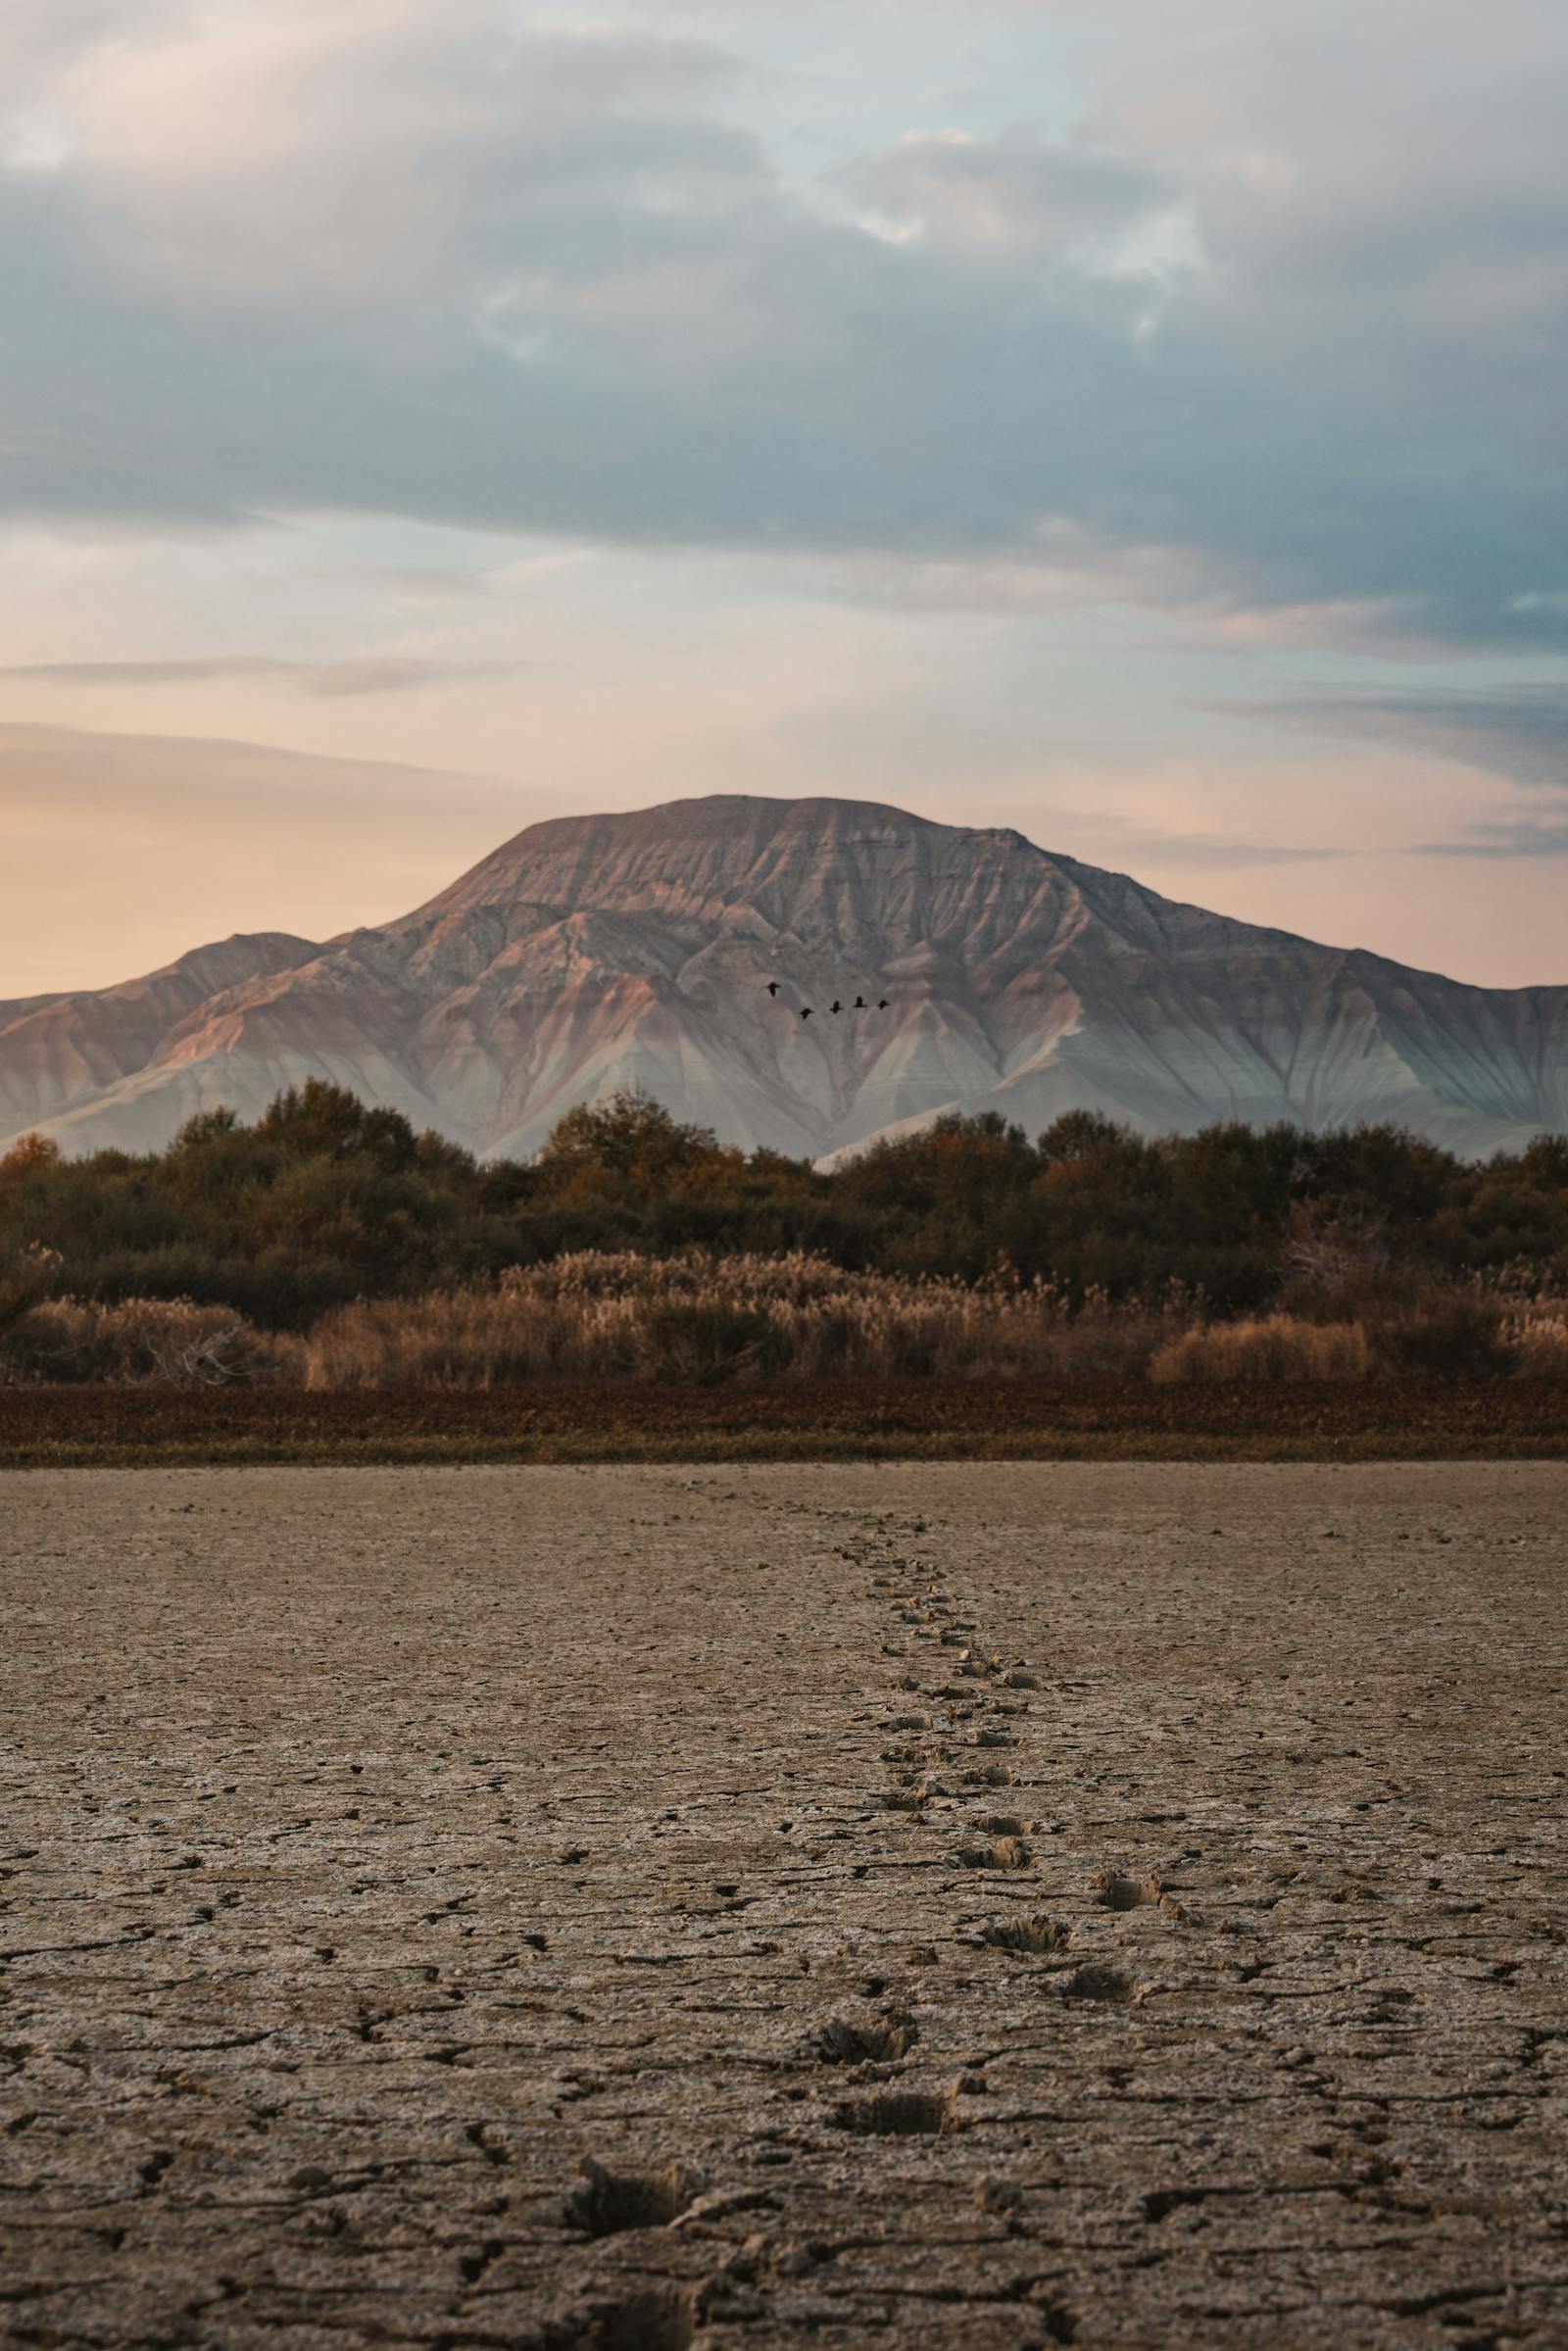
[3,796,1564,1162]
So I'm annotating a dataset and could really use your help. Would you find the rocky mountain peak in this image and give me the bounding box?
[2,794,1564,1160]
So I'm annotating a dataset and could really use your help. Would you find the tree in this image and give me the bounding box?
[0,1132,62,1182]
[256,1080,418,1170]
[1037,1109,1129,1166]
[535,1091,726,1186]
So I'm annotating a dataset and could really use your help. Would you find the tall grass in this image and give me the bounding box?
[297,1253,1195,1389]
[1500,1298,1568,1378]
[0,1295,281,1387]
[2,1250,1565,1389]
[1150,1316,1372,1386]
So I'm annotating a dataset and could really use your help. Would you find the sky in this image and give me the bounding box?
[2,0,1567,997]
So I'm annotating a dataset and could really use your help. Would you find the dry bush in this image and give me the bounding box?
[12,1251,1548,1394]
[296,1252,1200,1390]
[1277,1203,1394,1319]
[300,1283,643,1388]
[275,1275,1568,1393]
[1368,1290,1510,1381]
[1498,1301,1568,1381]
[0,1242,63,1337]
[0,1296,284,1387]
[1150,1315,1372,1386]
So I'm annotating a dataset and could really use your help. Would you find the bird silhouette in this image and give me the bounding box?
[829,999,843,1014]
[877,998,889,1009]
[765,980,779,997]
[799,1006,813,1020]
[853,995,866,1009]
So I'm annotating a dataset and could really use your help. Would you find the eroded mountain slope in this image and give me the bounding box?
[3,797,1564,1157]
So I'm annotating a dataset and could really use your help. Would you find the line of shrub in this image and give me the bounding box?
[3,1079,1567,1382]
[3,1252,1564,1390]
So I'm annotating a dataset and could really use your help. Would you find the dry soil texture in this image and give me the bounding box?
[2,1463,1566,2351]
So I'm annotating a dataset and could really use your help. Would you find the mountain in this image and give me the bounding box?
[0,933,321,1146]
[3,796,1565,1160]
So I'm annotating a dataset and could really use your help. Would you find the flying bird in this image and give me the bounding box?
[854,995,866,1009]
[877,999,889,1009]
[800,1006,813,1020]
[829,1000,843,1014]
[765,981,779,996]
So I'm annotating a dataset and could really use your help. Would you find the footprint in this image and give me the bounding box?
[570,2286,699,2350]
[1158,1892,1204,1927]
[833,2085,957,2136]
[1095,1871,1161,1912]
[565,2156,703,2237]
[975,2178,1026,2214]
[457,2238,505,2286]
[981,1915,1071,1956]
[1061,1963,1135,2004]
[815,2012,919,2064]
[955,1836,1032,1871]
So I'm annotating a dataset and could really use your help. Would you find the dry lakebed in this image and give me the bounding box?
[2,1461,1565,2349]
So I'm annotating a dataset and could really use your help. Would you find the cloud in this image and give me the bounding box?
[1241,687,1568,793]
[300,656,511,697]
[1418,818,1568,858]
[1239,681,1568,858]
[1094,832,1347,870]
[1,1,1567,650]
[52,5,750,298]
[0,657,295,686]
[0,654,515,696]
[853,128,1184,268]
[1034,796,1353,872]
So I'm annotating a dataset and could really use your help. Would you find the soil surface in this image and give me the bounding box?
[4,1378,1567,1466]
[2,1462,1566,2349]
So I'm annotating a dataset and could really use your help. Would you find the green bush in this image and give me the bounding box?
[4,1084,1568,1335]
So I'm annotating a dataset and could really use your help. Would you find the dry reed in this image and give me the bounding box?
[2,1252,1564,1390]
[0,1296,283,1388]
[298,1253,1195,1390]
[1499,1300,1568,1378]
[1150,1315,1372,1386]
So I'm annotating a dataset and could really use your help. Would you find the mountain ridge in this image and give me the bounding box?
[2,795,1564,1160]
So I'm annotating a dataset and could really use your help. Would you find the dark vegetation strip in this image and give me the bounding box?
[5,1080,1568,1331]
[5,1380,1565,1467]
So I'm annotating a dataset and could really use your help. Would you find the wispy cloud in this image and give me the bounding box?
[1110,835,1348,869]
[1418,817,1568,858]
[0,655,516,697]
[0,657,295,685]
[300,657,513,699]
[1053,806,1352,871]
[1236,683,1568,858]
[1237,687,1568,792]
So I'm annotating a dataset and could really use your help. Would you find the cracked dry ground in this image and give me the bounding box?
[2,1465,1566,2351]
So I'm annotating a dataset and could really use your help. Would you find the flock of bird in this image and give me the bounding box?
[764,981,890,1022]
